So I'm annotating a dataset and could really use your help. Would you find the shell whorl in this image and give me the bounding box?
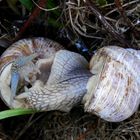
[83,46,140,122]
[0,37,63,73]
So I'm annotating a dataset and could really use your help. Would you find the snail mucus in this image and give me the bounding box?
[0,37,140,122]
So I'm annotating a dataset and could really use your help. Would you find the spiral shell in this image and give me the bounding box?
[0,38,63,70]
[0,37,63,108]
[83,46,140,122]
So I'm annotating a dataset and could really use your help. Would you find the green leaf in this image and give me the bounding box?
[19,0,34,11]
[96,0,107,6]
[6,0,20,15]
[0,108,37,120]
[46,0,60,16]
[48,18,62,28]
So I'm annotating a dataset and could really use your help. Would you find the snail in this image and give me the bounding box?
[0,37,140,122]
[0,37,91,111]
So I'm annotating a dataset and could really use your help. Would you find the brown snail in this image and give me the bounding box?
[0,37,91,111]
[0,38,140,122]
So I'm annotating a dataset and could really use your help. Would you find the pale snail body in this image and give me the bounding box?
[26,50,91,111]
[0,37,140,122]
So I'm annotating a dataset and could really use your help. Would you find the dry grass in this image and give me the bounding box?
[62,0,140,49]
